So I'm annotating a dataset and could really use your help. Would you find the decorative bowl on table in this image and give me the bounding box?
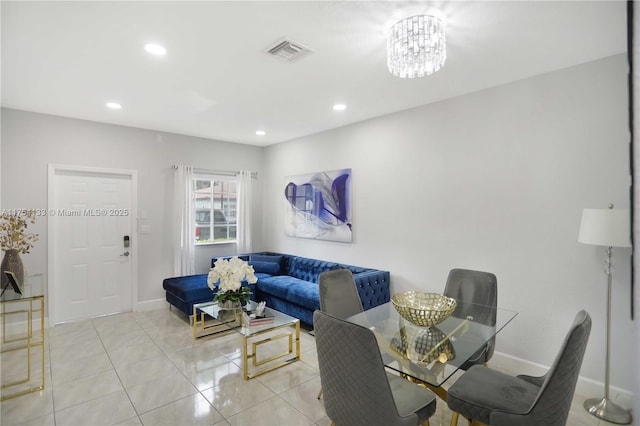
[391,291,457,327]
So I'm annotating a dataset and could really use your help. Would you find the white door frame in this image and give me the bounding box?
[47,164,138,324]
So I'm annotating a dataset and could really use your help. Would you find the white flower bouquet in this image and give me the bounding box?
[208,256,257,305]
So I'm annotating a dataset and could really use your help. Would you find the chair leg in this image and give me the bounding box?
[421,419,430,426]
[450,412,485,426]
[317,387,323,399]
[450,411,459,426]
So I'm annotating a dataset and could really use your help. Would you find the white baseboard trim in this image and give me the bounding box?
[133,298,167,312]
[491,351,634,410]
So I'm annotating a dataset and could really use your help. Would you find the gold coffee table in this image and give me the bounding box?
[193,300,300,380]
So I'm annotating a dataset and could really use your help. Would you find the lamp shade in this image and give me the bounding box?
[578,208,631,248]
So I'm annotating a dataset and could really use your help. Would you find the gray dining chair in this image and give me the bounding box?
[314,310,437,426]
[446,310,591,426]
[316,268,364,399]
[444,268,497,369]
[319,268,364,319]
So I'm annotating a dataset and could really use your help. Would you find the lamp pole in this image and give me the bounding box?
[582,205,632,424]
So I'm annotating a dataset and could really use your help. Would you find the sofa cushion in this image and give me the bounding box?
[288,257,340,283]
[257,275,320,311]
[162,274,213,302]
[249,260,281,275]
[254,272,273,280]
[250,254,283,265]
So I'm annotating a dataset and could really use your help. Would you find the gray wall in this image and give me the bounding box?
[262,54,634,393]
[1,53,634,395]
[0,110,265,303]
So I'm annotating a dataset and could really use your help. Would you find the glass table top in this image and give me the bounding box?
[346,300,518,387]
[0,273,44,303]
[194,300,299,337]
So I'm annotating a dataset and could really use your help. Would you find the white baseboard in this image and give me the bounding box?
[492,351,634,410]
[133,298,167,312]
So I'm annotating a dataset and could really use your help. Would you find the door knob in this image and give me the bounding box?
[120,251,130,257]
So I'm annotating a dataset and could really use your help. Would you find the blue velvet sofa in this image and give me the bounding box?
[162,252,391,326]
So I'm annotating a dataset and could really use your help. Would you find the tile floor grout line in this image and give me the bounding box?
[97,319,146,420]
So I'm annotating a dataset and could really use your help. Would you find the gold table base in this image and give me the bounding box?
[1,296,45,401]
[193,303,301,380]
[242,321,300,380]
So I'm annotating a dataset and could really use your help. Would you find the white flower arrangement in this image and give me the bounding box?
[208,256,257,304]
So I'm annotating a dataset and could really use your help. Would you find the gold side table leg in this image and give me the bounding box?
[295,321,300,360]
[1,295,45,401]
[243,335,249,380]
[39,297,44,392]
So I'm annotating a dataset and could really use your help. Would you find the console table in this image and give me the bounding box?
[1,274,45,401]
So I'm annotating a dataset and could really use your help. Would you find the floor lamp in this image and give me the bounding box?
[578,204,632,424]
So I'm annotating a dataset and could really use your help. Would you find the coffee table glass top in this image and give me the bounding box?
[194,300,299,337]
[346,300,518,388]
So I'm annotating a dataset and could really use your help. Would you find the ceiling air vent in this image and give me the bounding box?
[265,38,313,63]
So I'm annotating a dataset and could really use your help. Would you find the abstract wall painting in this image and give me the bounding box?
[284,168,352,242]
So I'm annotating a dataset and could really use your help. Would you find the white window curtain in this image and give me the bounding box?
[173,165,195,276]
[236,170,254,253]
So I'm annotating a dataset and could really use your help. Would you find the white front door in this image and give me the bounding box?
[50,168,134,324]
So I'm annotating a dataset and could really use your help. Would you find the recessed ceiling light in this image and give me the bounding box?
[333,104,347,111]
[144,43,167,56]
[106,102,122,110]
[256,130,266,136]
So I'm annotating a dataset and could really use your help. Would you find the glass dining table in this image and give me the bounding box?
[345,300,518,400]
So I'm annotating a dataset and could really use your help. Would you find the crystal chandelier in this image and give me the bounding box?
[387,15,446,78]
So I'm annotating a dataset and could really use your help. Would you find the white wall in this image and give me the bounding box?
[262,54,634,394]
[0,110,264,306]
[1,54,634,396]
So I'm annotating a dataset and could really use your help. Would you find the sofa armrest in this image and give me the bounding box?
[353,270,390,310]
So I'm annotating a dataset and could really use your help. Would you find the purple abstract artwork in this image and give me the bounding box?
[284,169,352,242]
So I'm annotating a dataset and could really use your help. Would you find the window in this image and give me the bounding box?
[194,176,237,244]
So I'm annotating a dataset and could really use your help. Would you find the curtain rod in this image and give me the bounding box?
[171,165,257,179]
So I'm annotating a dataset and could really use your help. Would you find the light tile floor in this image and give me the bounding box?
[0,307,627,425]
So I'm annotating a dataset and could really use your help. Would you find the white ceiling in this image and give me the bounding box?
[1,1,627,147]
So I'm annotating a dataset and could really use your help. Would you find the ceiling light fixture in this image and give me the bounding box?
[333,104,347,111]
[144,43,167,56]
[106,102,122,110]
[256,130,266,136]
[387,15,446,78]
